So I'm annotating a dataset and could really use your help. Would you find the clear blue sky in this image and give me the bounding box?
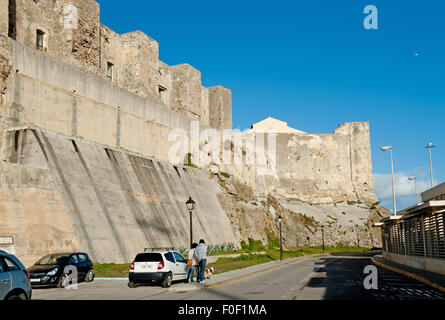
[97,0,444,211]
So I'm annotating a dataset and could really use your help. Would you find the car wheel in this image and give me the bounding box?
[161,273,172,288]
[6,292,27,300]
[128,281,138,288]
[85,269,95,282]
[57,274,68,288]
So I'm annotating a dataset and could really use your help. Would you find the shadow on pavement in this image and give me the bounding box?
[303,251,445,300]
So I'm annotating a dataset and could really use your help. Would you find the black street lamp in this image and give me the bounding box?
[321,225,325,254]
[278,216,283,261]
[185,197,196,248]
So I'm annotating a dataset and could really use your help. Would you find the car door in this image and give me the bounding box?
[0,257,12,300]
[172,252,188,280]
[2,256,26,294]
[77,254,89,280]
[67,254,82,281]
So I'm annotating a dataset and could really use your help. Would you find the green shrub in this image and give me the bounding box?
[220,172,231,179]
[241,238,266,252]
[266,232,280,250]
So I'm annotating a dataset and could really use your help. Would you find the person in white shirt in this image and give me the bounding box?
[187,243,198,282]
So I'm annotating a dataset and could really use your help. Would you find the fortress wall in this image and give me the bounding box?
[171,64,205,122]
[0,128,238,265]
[208,86,232,130]
[271,123,377,204]
[121,31,159,99]
[11,0,101,72]
[100,24,125,87]
[0,129,79,267]
[1,1,232,126]
[274,131,354,203]
[158,60,174,108]
[224,123,377,205]
[1,0,8,36]
[347,122,376,204]
[10,42,212,162]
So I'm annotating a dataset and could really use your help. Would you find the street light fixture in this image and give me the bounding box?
[425,143,437,188]
[408,176,419,206]
[278,216,283,261]
[185,197,196,248]
[380,146,397,215]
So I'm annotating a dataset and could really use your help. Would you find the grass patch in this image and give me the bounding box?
[93,263,130,277]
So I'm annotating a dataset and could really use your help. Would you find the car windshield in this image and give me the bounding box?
[36,254,70,265]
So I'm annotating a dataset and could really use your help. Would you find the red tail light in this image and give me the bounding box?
[24,270,30,281]
[157,261,165,270]
[130,262,134,271]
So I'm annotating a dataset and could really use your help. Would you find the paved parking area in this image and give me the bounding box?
[31,252,445,300]
[31,280,171,300]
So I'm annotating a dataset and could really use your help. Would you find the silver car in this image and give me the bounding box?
[0,250,32,300]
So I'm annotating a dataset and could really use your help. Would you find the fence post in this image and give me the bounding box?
[421,213,427,258]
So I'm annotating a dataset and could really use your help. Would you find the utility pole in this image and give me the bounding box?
[425,143,437,188]
[409,176,419,206]
[381,146,397,215]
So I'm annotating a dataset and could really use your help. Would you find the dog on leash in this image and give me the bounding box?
[204,267,215,279]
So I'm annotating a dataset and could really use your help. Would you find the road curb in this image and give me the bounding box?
[371,256,445,293]
[95,277,127,280]
[204,254,323,289]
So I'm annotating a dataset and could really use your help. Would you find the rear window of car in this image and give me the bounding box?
[134,253,162,262]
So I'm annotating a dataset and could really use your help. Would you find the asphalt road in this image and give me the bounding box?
[32,252,445,300]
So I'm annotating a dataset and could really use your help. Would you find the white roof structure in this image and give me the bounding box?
[248,117,306,134]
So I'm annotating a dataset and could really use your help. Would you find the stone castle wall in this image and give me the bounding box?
[1,0,232,129]
[224,122,377,205]
[1,37,376,205]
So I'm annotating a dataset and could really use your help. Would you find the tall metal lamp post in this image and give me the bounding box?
[425,143,437,188]
[278,216,283,261]
[185,197,196,248]
[321,225,325,254]
[381,146,397,215]
[408,176,419,206]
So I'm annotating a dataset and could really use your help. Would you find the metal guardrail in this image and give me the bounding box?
[382,210,445,259]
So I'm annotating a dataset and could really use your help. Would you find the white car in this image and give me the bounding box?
[128,248,188,288]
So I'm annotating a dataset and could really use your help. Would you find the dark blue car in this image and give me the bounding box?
[27,252,94,288]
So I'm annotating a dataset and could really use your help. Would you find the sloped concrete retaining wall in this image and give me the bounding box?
[0,127,237,266]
